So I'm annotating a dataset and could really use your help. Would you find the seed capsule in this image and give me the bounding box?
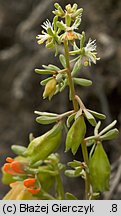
[89,142,110,192]
[43,77,56,100]
[24,122,63,164]
[65,115,86,155]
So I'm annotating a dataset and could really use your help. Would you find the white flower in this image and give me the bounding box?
[41,19,53,31]
[84,39,100,66]
[85,38,97,52]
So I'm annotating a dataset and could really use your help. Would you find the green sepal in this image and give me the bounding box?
[72,8,83,19]
[65,192,78,200]
[46,40,55,49]
[11,145,27,156]
[73,78,92,87]
[100,129,119,141]
[87,109,106,120]
[83,109,97,126]
[89,142,110,192]
[54,3,64,15]
[59,54,66,68]
[57,21,66,31]
[53,16,58,32]
[65,14,71,27]
[36,116,58,125]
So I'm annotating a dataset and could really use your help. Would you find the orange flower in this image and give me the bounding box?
[3,157,25,175]
[23,178,41,195]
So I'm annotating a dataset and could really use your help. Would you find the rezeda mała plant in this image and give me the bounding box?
[2,3,119,200]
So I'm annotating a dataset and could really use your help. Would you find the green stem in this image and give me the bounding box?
[64,40,78,112]
[55,173,65,200]
[81,140,90,199]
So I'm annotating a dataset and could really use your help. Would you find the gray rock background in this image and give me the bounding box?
[0,0,121,199]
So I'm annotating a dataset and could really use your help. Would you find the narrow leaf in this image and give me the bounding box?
[84,109,97,126]
[40,77,53,86]
[73,78,92,87]
[99,120,117,136]
[35,69,55,75]
[66,113,76,128]
[100,129,119,141]
[59,54,66,68]
[36,116,58,125]
[87,109,106,120]
[72,58,82,76]
[34,111,57,117]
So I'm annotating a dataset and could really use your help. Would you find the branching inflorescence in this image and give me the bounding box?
[2,3,119,200]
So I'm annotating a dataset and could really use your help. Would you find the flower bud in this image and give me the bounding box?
[89,142,110,192]
[65,115,86,155]
[43,77,56,100]
[24,122,63,164]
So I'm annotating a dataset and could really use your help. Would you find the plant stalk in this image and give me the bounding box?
[81,140,90,199]
[64,40,90,199]
[64,40,78,112]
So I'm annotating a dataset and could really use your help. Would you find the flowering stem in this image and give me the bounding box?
[64,40,78,112]
[64,40,90,199]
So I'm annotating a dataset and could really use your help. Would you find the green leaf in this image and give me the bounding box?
[34,111,57,117]
[40,77,53,86]
[72,58,82,76]
[42,64,60,71]
[65,192,78,200]
[73,78,92,87]
[87,109,106,120]
[59,54,66,68]
[75,167,83,175]
[36,116,58,125]
[65,170,80,178]
[66,112,76,128]
[67,160,82,168]
[99,120,117,136]
[100,129,119,141]
[11,145,27,156]
[60,79,67,92]
[35,69,55,75]
[83,109,97,126]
